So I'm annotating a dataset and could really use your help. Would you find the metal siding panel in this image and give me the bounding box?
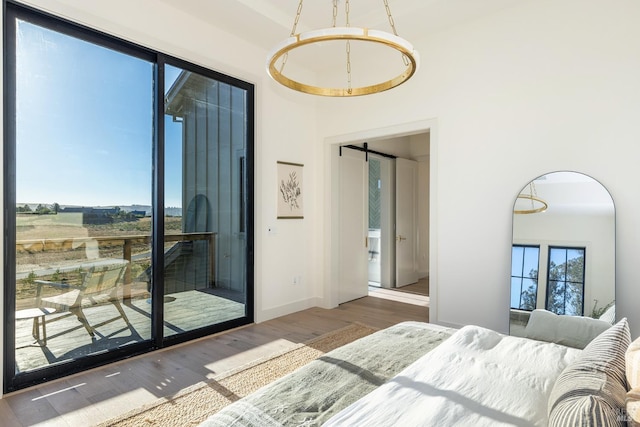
[217,83,232,289]
[230,87,246,293]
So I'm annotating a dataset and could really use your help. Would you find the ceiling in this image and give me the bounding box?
[158,0,523,52]
[157,0,524,87]
[515,172,614,216]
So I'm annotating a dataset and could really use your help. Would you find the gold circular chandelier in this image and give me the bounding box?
[514,183,548,214]
[266,0,420,97]
[514,194,548,214]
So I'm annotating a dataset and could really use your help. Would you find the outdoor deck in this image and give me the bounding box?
[15,288,245,373]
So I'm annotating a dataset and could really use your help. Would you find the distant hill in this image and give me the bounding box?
[17,203,182,217]
[164,207,183,217]
[115,205,183,217]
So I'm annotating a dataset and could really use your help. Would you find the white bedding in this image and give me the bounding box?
[324,325,581,427]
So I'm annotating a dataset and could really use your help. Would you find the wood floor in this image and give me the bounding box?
[367,277,430,306]
[396,277,429,296]
[0,296,428,427]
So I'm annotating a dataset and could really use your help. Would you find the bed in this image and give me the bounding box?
[201,317,640,427]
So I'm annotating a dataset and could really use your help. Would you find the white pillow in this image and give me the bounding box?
[524,309,611,349]
[628,388,640,427]
[598,303,616,325]
[628,335,640,389]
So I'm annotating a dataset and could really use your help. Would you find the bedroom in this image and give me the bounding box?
[1,0,640,424]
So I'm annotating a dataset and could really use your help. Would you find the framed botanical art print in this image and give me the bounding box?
[277,161,303,219]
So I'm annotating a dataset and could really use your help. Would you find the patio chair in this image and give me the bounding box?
[35,262,132,338]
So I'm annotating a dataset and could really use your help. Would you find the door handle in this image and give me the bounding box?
[396,235,406,242]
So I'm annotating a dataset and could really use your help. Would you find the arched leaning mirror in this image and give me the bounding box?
[509,171,615,339]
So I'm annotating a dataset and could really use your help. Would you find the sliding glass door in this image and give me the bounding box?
[4,2,253,392]
[161,65,250,337]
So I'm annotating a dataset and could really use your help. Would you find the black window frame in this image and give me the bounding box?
[510,244,540,311]
[3,1,254,392]
[545,246,586,316]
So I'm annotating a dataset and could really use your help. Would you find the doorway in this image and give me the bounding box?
[334,132,431,306]
[327,119,438,322]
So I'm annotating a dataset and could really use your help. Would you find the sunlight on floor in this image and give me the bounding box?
[368,287,429,307]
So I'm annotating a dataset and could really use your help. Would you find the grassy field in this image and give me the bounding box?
[15,214,183,308]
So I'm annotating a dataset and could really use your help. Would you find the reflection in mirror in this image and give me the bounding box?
[509,172,615,337]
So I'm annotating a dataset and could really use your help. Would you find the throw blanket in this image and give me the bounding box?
[201,322,453,427]
[325,325,581,427]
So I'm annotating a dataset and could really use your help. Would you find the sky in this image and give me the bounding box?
[16,19,183,208]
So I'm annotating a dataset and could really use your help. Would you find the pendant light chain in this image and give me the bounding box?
[345,0,352,94]
[529,183,537,210]
[290,0,303,36]
[345,0,351,27]
[383,0,410,66]
[279,0,304,73]
[333,0,353,94]
[383,0,398,36]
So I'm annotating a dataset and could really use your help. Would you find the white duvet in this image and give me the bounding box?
[323,325,581,427]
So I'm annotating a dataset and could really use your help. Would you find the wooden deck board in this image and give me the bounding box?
[14,290,245,373]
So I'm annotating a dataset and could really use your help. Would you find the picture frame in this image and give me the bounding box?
[277,161,304,219]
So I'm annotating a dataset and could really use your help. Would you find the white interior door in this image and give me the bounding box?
[339,148,369,303]
[396,158,419,287]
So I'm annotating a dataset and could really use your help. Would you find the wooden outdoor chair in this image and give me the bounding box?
[35,262,132,338]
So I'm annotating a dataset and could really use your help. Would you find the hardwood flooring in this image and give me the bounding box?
[367,286,429,306]
[396,277,429,296]
[367,277,429,305]
[0,296,428,426]
[368,277,429,297]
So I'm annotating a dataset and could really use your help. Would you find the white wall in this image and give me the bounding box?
[318,0,640,337]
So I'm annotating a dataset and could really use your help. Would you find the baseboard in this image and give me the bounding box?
[256,297,322,323]
[435,319,465,330]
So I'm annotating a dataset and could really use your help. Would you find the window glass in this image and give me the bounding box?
[163,65,248,335]
[510,245,539,311]
[546,247,586,316]
[13,18,153,373]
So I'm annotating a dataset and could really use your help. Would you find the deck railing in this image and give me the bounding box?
[16,232,216,299]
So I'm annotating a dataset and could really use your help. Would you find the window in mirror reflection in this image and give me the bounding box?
[510,245,540,311]
[546,246,586,316]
